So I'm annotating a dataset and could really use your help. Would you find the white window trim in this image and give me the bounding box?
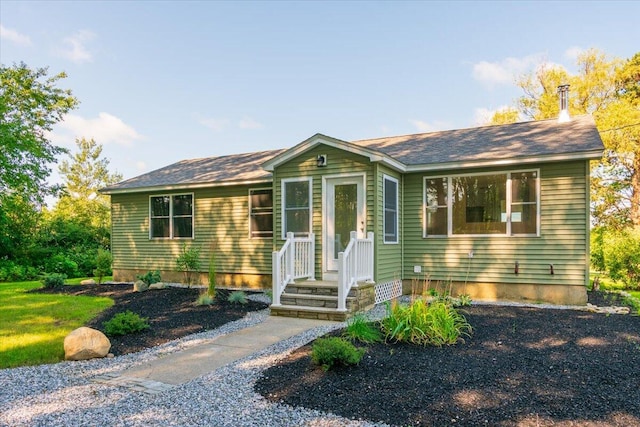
[149,193,195,240]
[383,174,399,244]
[422,169,540,238]
[281,177,313,240]
[248,187,274,240]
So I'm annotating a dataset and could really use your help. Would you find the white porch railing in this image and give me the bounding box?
[272,232,315,306]
[338,231,374,312]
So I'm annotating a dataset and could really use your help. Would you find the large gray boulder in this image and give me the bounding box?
[64,327,111,361]
[133,279,149,292]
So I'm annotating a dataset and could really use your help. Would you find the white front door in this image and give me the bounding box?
[324,175,365,272]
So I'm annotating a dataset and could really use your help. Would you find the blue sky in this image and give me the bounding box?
[1,1,638,187]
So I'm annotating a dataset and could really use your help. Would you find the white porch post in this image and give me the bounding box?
[286,232,294,284]
[272,250,281,306]
[337,251,347,312]
[308,232,316,281]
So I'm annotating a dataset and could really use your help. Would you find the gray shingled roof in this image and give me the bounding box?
[102,115,603,193]
[352,115,603,166]
[102,149,284,193]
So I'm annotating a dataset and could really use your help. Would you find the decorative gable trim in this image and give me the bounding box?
[262,133,405,172]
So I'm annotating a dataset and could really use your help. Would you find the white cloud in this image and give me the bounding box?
[238,117,263,130]
[56,30,95,63]
[409,119,451,133]
[199,117,230,132]
[49,112,143,147]
[473,106,516,126]
[0,24,32,46]
[564,46,584,61]
[472,54,544,86]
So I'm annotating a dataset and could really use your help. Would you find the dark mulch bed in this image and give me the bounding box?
[256,293,640,427]
[33,283,268,355]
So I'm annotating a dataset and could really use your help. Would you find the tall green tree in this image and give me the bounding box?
[0,62,78,201]
[55,137,123,230]
[488,49,640,228]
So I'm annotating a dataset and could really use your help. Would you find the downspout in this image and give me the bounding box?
[585,160,591,289]
[401,174,405,284]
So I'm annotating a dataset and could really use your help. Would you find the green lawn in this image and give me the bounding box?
[0,279,114,369]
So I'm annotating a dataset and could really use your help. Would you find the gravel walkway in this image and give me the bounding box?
[0,295,383,427]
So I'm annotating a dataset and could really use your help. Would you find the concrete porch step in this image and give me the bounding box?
[270,304,351,322]
[279,292,357,310]
[285,280,357,298]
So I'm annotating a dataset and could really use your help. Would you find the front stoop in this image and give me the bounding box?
[270,280,375,321]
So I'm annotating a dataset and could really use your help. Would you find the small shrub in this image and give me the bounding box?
[227,290,248,305]
[42,273,67,289]
[343,313,383,344]
[176,243,201,286]
[454,294,472,307]
[311,337,365,371]
[102,310,150,336]
[195,293,215,306]
[93,249,112,284]
[137,270,161,286]
[602,227,640,290]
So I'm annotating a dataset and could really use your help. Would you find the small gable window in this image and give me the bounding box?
[282,178,312,238]
[249,188,273,239]
[149,194,194,239]
[383,175,399,244]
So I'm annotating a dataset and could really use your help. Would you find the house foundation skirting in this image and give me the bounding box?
[401,280,587,306]
[112,269,271,290]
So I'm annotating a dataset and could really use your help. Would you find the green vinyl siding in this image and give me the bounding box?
[111,186,272,275]
[402,161,589,287]
[273,144,375,278]
[374,164,403,284]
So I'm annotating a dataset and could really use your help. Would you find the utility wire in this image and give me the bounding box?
[599,122,640,132]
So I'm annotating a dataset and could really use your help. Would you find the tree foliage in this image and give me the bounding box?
[488,49,640,228]
[55,137,122,230]
[0,62,78,201]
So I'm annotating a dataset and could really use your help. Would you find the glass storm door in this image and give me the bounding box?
[325,176,364,271]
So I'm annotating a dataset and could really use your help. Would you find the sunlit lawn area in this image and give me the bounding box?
[0,279,114,369]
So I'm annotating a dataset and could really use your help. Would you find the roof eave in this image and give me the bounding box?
[99,178,273,195]
[404,150,604,173]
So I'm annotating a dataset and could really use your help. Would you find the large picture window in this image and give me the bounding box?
[424,170,539,237]
[150,194,193,239]
[383,175,399,243]
[249,188,273,238]
[282,178,311,238]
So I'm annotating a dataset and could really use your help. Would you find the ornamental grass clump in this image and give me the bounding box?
[227,290,248,305]
[343,313,383,344]
[311,337,365,371]
[381,298,472,346]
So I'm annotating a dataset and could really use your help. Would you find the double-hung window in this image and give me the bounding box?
[423,170,539,237]
[383,175,399,243]
[149,194,194,239]
[249,188,273,238]
[282,178,312,238]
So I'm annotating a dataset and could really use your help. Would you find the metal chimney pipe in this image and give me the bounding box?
[557,84,570,123]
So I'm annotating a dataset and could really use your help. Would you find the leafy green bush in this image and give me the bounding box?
[0,259,39,282]
[195,293,215,306]
[343,313,383,344]
[42,273,67,289]
[102,310,150,336]
[227,290,248,305]
[176,243,201,286]
[44,253,79,278]
[311,337,365,371]
[93,249,112,284]
[381,298,472,346]
[602,227,640,290]
[137,270,161,286]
